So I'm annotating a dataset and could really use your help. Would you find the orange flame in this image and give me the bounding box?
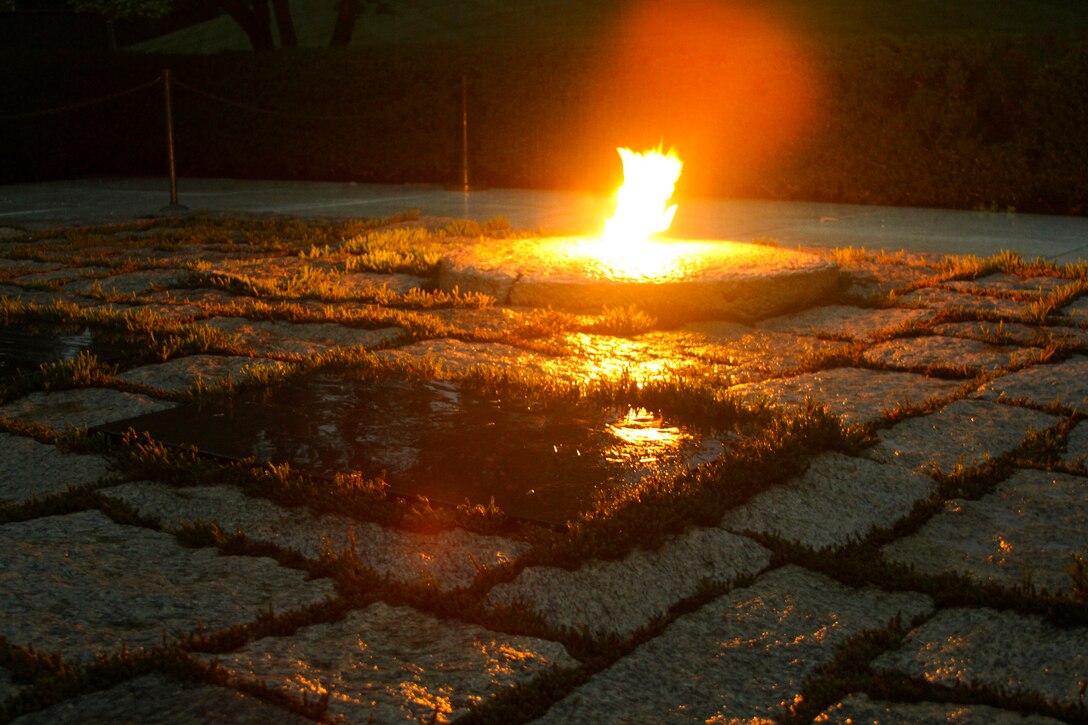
[603,146,683,244]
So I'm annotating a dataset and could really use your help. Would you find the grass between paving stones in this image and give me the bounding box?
[5,220,1088,720]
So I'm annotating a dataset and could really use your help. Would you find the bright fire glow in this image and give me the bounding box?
[603,147,683,244]
[570,146,693,281]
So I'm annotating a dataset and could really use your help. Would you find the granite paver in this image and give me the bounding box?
[534,566,932,724]
[202,317,403,356]
[0,388,176,430]
[880,468,1088,594]
[720,452,935,549]
[814,692,1064,724]
[873,607,1088,709]
[862,334,1029,372]
[0,432,114,503]
[0,510,336,664]
[975,355,1088,412]
[485,528,771,638]
[100,481,530,590]
[869,398,1059,473]
[195,601,577,724]
[116,354,291,393]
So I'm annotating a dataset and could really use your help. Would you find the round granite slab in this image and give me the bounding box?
[437,237,841,321]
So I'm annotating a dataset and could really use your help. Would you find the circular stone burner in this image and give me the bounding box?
[437,237,842,322]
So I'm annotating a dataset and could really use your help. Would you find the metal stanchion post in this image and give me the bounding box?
[160,69,189,215]
[448,74,486,192]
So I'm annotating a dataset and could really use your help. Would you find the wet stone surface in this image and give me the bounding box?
[485,528,771,638]
[815,692,1065,724]
[873,607,1088,709]
[880,468,1088,594]
[869,399,1059,473]
[720,453,934,549]
[100,481,529,591]
[0,432,114,503]
[975,355,1088,412]
[0,387,176,430]
[194,601,577,724]
[9,674,314,725]
[0,510,336,664]
[535,566,932,724]
[729,367,961,424]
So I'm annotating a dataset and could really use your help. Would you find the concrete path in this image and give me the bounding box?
[2,176,1087,260]
[0,205,1086,723]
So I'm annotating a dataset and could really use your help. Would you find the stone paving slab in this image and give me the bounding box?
[975,355,1088,412]
[534,566,932,724]
[100,481,530,591]
[0,285,60,305]
[116,354,291,393]
[485,528,771,638]
[0,510,336,664]
[728,367,961,424]
[880,468,1088,594]
[720,453,935,549]
[815,692,1064,724]
[931,320,1065,347]
[0,432,114,503]
[869,399,1059,473]
[62,269,187,296]
[0,388,176,430]
[863,334,1029,372]
[756,304,931,341]
[1066,421,1088,466]
[944,273,1072,297]
[203,317,403,356]
[9,674,313,725]
[662,321,851,378]
[899,287,1030,316]
[380,338,556,377]
[1059,295,1088,321]
[195,601,577,724]
[873,607,1088,709]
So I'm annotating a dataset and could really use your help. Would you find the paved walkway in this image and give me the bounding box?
[0,205,1086,723]
[2,176,1088,260]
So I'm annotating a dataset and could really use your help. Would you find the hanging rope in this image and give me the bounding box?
[172,78,374,121]
[0,76,162,121]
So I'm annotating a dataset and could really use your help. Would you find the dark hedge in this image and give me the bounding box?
[2,35,1086,214]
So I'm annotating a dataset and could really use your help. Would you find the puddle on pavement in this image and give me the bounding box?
[95,372,725,524]
[0,324,147,381]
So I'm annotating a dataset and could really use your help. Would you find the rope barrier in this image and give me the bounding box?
[172,78,376,121]
[0,76,162,121]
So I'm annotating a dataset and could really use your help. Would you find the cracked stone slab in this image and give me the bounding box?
[9,674,314,725]
[195,601,576,724]
[815,692,1064,724]
[485,528,771,638]
[339,271,427,295]
[863,335,1029,372]
[756,304,930,341]
[0,432,114,503]
[63,269,187,296]
[0,388,176,430]
[945,273,1072,298]
[535,566,932,724]
[975,355,1088,412]
[873,608,1088,709]
[100,481,530,591]
[721,453,934,549]
[117,355,290,393]
[0,510,336,664]
[869,399,1059,473]
[880,468,1088,594]
[729,367,961,424]
[898,287,1030,316]
[203,317,402,356]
